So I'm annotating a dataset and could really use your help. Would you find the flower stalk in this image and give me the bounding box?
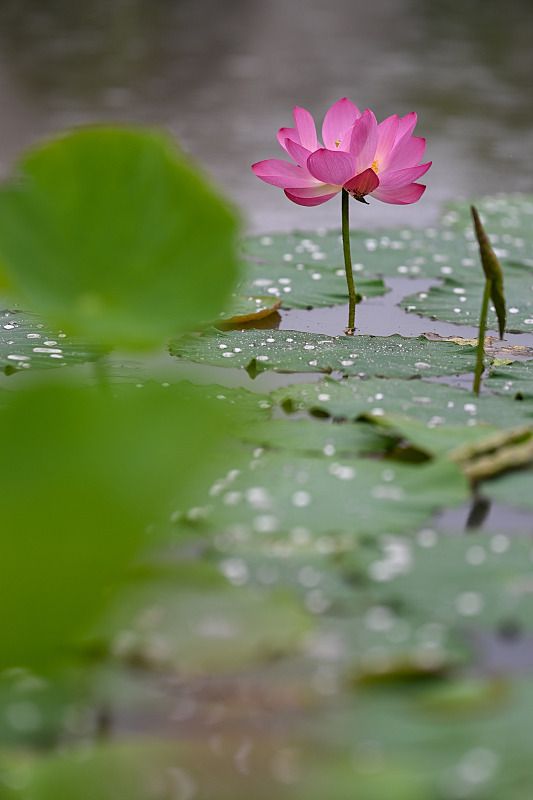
[472,277,491,395]
[341,189,356,335]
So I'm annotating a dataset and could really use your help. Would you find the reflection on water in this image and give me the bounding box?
[0,0,532,231]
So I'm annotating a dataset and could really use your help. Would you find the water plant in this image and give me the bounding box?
[471,205,506,394]
[252,98,431,333]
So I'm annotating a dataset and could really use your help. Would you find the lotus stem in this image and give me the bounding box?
[473,278,492,395]
[341,189,356,335]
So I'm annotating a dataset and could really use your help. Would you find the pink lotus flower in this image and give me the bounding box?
[252,98,431,206]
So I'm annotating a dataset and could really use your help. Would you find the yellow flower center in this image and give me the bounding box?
[371,159,379,174]
[335,138,342,148]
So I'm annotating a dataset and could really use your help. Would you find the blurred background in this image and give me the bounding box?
[0,0,532,232]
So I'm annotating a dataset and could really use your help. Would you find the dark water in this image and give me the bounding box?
[0,0,532,232]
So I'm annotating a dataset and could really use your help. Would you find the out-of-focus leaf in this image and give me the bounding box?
[486,361,533,400]
[484,466,533,510]
[171,447,469,540]
[0,381,233,670]
[0,128,239,349]
[243,226,468,282]
[0,738,432,800]
[241,233,387,308]
[239,418,390,457]
[93,562,311,676]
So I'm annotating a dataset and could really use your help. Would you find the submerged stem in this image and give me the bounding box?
[473,278,492,395]
[341,189,356,335]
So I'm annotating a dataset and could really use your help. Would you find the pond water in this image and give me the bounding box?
[0,0,532,232]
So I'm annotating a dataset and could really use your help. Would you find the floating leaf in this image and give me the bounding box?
[442,194,533,266]
[0,309,103,375]
[243,226,473,282]
[0,128,239,349]
[171,329,480,379]
[401,262,533,333]
[239,417,390,457]
[486,361,533,400]
[0,738,435,800]
[94,562,310,677]
[425,333,533,360]
[318,676,533,799]
[484,466,533,510]
[240,237,387,309]
[336,533,533,681]
[219,293,281,324]
[171,447,468,541]
[273,375,533,429]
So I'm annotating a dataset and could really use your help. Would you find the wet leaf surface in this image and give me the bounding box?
[243,223,474,282]
[170,446,469,541]
[239,417,391,457]
[240,235,387,308]
[218,293,281,324]
[401,265,533,334]
[171,329,480,379]
[0,309,103,374]
[273,375,533,428]
[486,360,533,399]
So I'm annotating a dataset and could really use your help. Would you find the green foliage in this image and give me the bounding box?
[0,381,232,671]
[401,195,533,333]
[3,177,533,800]
[273,375,533,428]
[400,263,532,333]
[487,361,533,399]
[240,417,390,456]
[240,233,387,309]
[92,562,310,676]
[485,466,533,509]
[0,310,103,374]
[0,128,239,349]
[171,446,468,540]
[171,329,480,378]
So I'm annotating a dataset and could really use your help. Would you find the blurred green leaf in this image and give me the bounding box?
[0,739,432,800]
[171,447,468,540]
[0,381,232,670]
[0,128,239,349]
[92,562,311,676]
[487,361,533,400]
[484,466,533,510]
[239,417,390,457]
